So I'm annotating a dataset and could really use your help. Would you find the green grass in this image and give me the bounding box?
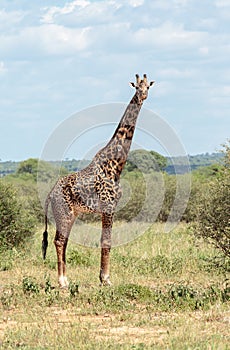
[0,223,229,349]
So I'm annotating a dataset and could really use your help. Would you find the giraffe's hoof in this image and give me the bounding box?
[100,275,112,286]
[58,276,69,289]
[59,285,68,290]
[102,279,112,286]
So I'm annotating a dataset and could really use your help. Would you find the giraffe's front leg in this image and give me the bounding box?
[100,213,113,286]
[54,231,69,288]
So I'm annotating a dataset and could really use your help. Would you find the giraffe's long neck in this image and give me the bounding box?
[111,94,142,142]
[94,93,143,180]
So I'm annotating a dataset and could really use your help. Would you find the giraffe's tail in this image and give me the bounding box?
[42,194,51,260]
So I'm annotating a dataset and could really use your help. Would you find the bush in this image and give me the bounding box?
[0,181,36,250]
[193,143,230,257]
[115,171,146,221]
[16,158,67,182]
[3,175,44,224]
[157,174,176,222]
[115,171,164,222]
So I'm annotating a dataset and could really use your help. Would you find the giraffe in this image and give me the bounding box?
[42,74,155,288]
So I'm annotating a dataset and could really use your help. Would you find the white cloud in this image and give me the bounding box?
[147,0,189,11]
[147,0,171,10]
[39,25,91,54]
[215,0,230,7]
[0,0,229,159]
[210,85,230,98]
[0,3,225,67]
[158,68,193,79]
[133,22,208,49]
[153,81,174,97]
[0,61,7,74]
[199,46,209,55]
[0,9,25,32]
[198,18,217,30]
[41,0,90,24]
[128,0,145,7]
[1,24,91,58]
[173,0,189,7]
[41,0,122,26]
[215,0,230,20]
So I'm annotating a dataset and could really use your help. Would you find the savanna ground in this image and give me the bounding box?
[0,223,229,349]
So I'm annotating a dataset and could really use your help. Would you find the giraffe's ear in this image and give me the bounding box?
[129,82,136,88]
[149,81,155,87]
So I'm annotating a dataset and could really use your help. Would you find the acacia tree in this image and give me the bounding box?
[125,149,167,173]
[16,158,67,182]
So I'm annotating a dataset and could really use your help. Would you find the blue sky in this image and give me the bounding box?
[0,0,229,161]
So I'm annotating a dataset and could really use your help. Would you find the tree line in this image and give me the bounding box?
[0,151,224,177]
[0,144,229,260]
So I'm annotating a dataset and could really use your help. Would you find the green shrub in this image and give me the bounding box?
[0,249,19,271]
[0,181,36,250]
[0,287,15,310]
[118,172,192,224]
[193,151,230,257]
[193,144,230,257]
[68,280,79,298]
[89,287,132,312]
[44,274,59,306]
[115,171,164,222]
[157,174,175,222]
[116,283,153,301]
[7,178,44,223]
[115,171,146,221]
[67,249,93,267]
[88,283,229,312]
[22,276,40,295]
[16,158,67,182]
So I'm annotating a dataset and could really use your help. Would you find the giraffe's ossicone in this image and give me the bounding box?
[42,74,155,288]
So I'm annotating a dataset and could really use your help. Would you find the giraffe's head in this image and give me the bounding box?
[129,74,155,104]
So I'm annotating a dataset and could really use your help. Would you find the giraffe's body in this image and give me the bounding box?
[42,74,154,287]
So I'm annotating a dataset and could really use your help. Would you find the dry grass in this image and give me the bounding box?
[0,223,229,349]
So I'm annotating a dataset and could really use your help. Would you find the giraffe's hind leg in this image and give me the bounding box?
[54,213,75,288]
[54,231,69,288]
